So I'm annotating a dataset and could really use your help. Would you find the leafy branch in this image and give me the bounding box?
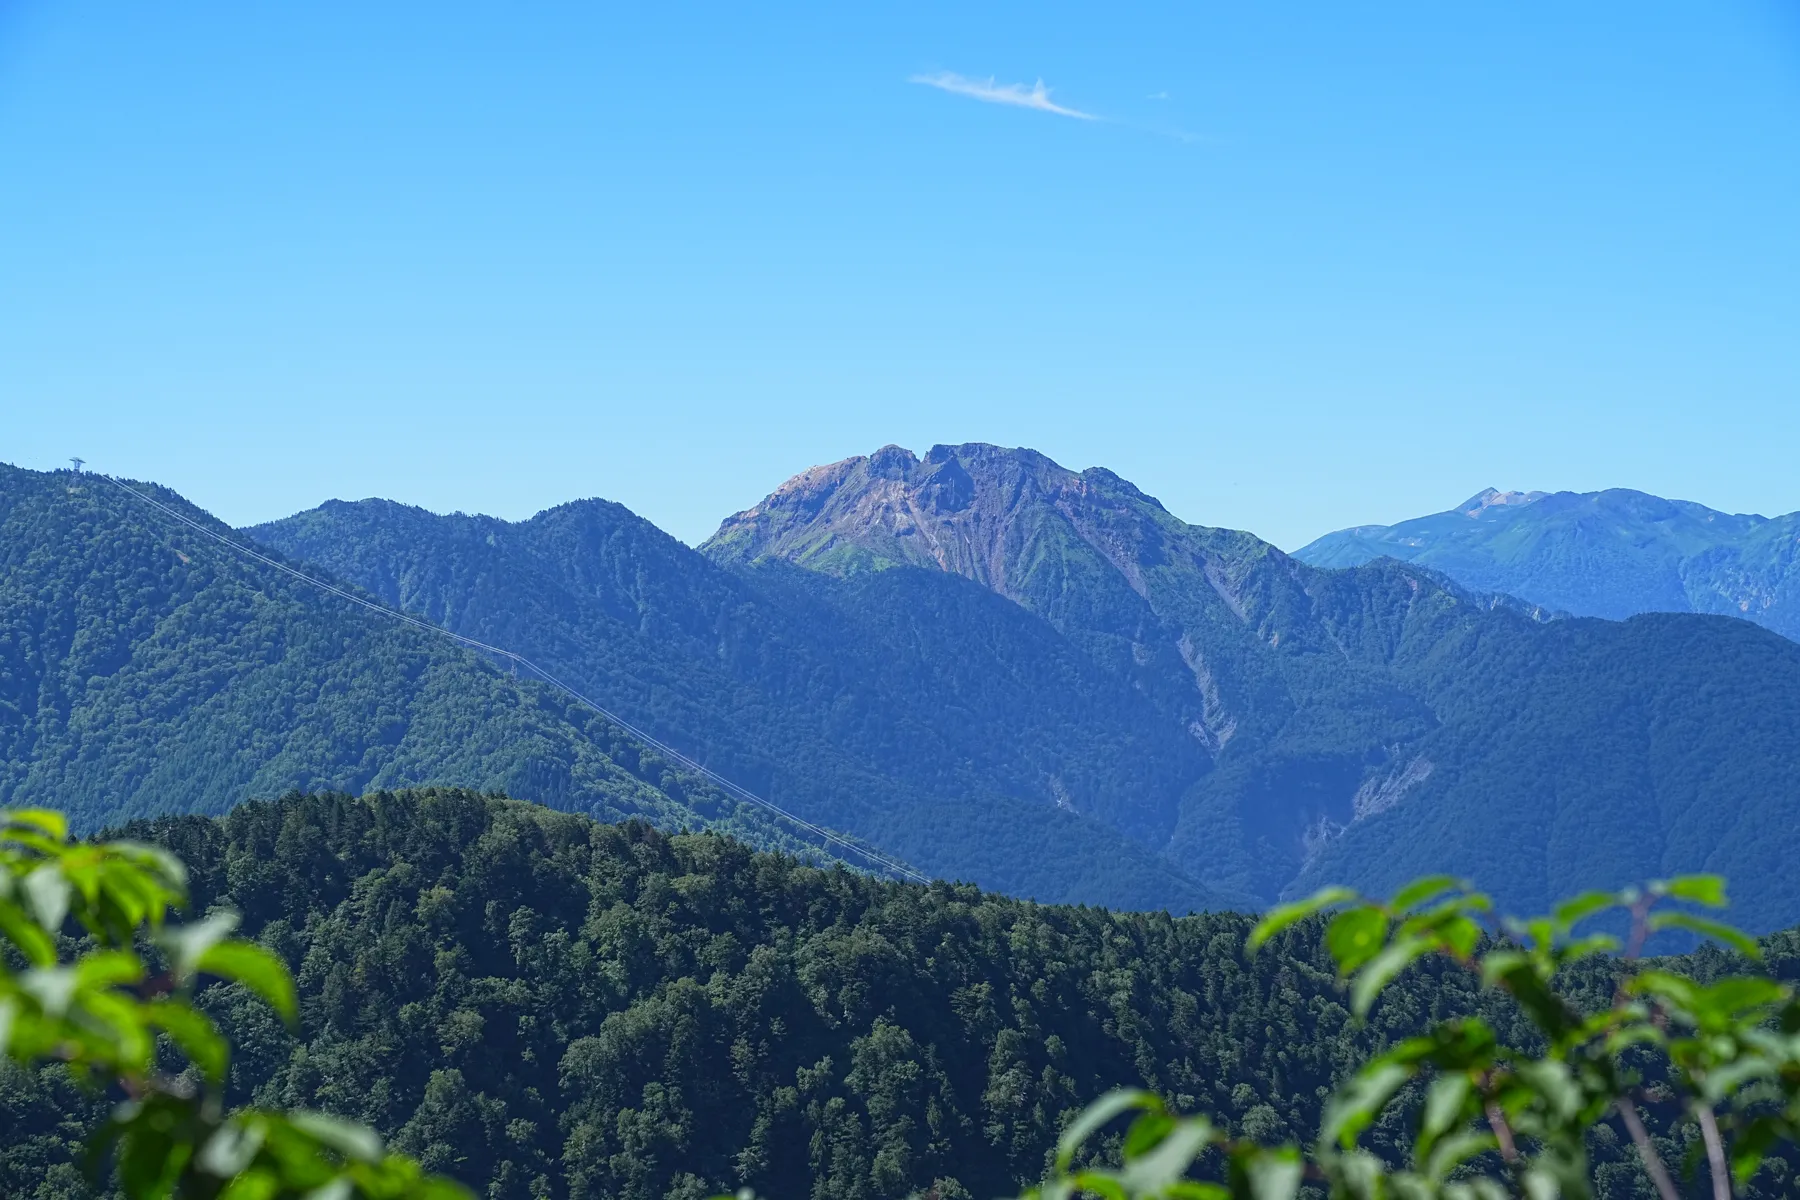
[1024,873,1800,1199]
[0,807,469,1199]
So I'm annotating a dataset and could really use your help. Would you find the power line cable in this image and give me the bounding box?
[93,472,933,884]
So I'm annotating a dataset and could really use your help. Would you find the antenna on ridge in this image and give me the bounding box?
[70,457,86,473]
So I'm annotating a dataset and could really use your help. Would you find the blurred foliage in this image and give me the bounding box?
[1029,875,1800,1199]
[0,806,465,1198]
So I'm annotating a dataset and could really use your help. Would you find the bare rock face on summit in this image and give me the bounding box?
[707,444,1201,595]
[707,443,1285,745]
[708,443,1445,756]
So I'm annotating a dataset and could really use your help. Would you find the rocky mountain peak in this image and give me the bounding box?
[702,443,1163,588]
[1458,488,1549,517]
[865,443,920,478]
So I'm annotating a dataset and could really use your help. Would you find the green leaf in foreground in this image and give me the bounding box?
[1247,887,1355,952]
[1647,911,1762,960]
[1022,865,1798,1200]
[197,940,300,1025]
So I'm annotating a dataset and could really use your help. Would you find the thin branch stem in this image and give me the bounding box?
[1485,1105,1518,1164]
[1612,894,1658,1010]
[1624,896,1655,963]
[1616,1096,1682,1200]
[1696,1103,1732,1200]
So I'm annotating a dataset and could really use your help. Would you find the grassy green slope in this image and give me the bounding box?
[1298,606,1800,931]
[1113,502,1800,928]
[0,464,814,854]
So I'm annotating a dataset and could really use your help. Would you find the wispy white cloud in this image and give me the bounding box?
[908,72,1096,120]
[1146,90,1171,101]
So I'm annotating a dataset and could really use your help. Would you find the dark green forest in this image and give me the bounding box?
[5,789,1796,1200]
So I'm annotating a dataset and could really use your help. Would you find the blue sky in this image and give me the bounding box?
[3,2,1797,548]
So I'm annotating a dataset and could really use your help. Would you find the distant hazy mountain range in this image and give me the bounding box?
[1296,487,1800,640]
[7,450,1800,927]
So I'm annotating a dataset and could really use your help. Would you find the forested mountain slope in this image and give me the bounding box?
[704,444,1800,930]
[1294,486,1800,639]
[249,493,1227,911]
[5,790,1795,1200]
[0,464,820,858]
